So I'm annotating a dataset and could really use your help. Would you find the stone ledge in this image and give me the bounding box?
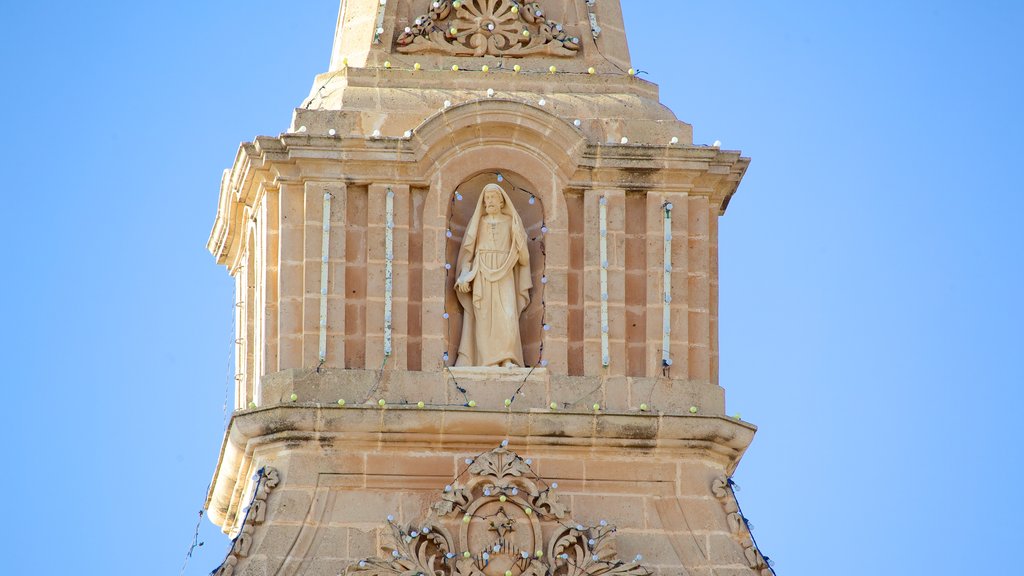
[259,367,726,415]
[206,404,755,529]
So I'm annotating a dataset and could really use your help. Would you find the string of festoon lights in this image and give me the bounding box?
[339,55,641,79]
[726,478,778,576]
[661,201,674,375]
[359,440,650,576]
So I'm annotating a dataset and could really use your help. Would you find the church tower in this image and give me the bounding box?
[206,1,767,575]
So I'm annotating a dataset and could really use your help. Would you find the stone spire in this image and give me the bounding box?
[327,0,631,73]
[205,3,767,576]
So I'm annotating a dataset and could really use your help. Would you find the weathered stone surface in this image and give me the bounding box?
[205,3,764,576]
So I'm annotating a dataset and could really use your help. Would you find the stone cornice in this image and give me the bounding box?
[208,98,748,267]
[205,405,756,529]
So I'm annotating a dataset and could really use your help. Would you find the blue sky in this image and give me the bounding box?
[2,1,1021,574]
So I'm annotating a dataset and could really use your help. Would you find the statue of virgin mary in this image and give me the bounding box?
[454,183,533,367]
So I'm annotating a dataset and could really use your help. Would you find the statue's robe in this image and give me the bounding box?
[455,185,532,367]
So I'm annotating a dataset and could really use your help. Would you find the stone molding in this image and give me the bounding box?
[347,446,650,576]
[213,466,281,576]
[207,100,747,268]
[205,406,755,529]
[711,476,772,576]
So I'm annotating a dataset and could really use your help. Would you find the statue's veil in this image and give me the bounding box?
[453,183,533,365]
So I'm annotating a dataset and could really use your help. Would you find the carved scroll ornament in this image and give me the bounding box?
[711,476,772,576]
[397,0,581,57]
[214,467,281,576]
[348,447,649,576]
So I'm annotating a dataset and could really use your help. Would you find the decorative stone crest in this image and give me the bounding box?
[711,476,772,576]
[348,447,649,576]
[396,1,581,57]
[214,467,280,576]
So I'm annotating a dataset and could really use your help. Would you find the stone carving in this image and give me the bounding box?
[397,0,581,57]
[455,184,532,368]
[348,446,649,576]
[213,467,280,576]
[711,476,772,576]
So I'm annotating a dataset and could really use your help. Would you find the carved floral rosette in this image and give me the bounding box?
[397,0,580,57]
[711,476,772,576]
[348,447,650,576]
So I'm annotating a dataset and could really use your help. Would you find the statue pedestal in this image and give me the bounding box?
[444,366,550,409]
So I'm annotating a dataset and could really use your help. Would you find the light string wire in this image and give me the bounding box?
[224,286,239,428]
[728,478,777,575]
[178,486,209,576]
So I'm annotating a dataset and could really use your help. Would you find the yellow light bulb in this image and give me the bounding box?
[588,67,596,74]
[481,65,489,73]
[452,64,459,72]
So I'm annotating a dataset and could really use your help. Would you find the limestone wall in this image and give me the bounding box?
[209,99,746,411]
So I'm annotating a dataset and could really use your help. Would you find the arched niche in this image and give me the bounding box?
[443,170,547,367]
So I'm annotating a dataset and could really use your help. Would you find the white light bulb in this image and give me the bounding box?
[443,100,451,108]
[620,136,629,144]
[670,136,679,145]
[713,140,722,148]
[328,128,337,136]
[404,130,412,138]
[487,88,494,97]
[538,98,546,106]
[573,119,581,127]
[298,125,307,133]
[372,129,381,138]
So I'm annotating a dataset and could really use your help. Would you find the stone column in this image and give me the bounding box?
[644,191,667,377]
[277,183,306,372]
[687,195,711,384]
[708,199,720,387]
[420,183,448,371]
[261,190,280,378]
